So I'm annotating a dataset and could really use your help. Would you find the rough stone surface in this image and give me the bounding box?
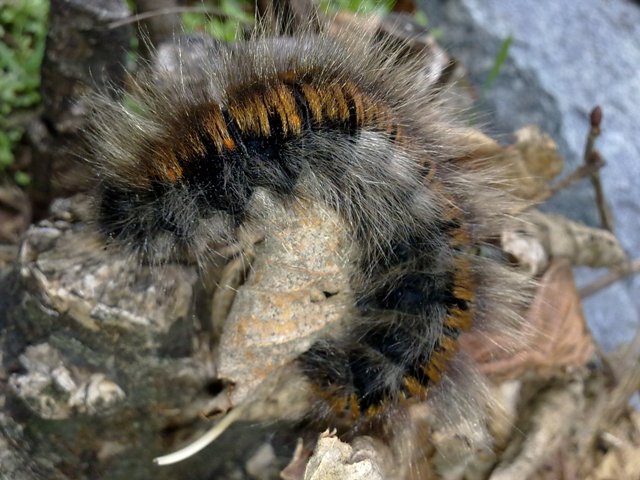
[423,0,640,350]
[0,197,231,479]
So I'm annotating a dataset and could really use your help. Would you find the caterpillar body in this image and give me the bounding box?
[87,12,528,473]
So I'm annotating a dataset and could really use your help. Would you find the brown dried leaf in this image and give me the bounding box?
[504,125,564,200]
[212,194,354,414]
[461,259,595,380]
[502,210,628,274]
[462,126,564,199]
[512,125,565,182]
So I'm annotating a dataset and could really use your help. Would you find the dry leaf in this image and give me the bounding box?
[512,125,565,182]
[503,210,628,275]
[210,244,257,337]
[504,125,565,200]
[462,126,564,200]
[461,258,595,380]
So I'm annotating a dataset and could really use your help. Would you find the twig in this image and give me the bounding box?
[584,107,614,231]
[546,157,605,199]
[107,6,250,29]
[579,257,640,298]
[153,405,247,466]
[517,157,605,212]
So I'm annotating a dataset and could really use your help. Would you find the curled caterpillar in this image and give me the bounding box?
[86,11,529,474]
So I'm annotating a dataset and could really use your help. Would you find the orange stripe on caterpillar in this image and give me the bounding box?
[365,402,387,418]
[326,83,350,122]
[228,90,271,137]
[452,256,475,303]
[423,339,461,383]
[299,82,325,124]
[201,104,236,152]
[348,393,361,420]
[450,225,472,248]
[148,76,408,187]
[151,148,184,183]
[445,305,474,331]
[273,83,303,135]
[402,375,429,400]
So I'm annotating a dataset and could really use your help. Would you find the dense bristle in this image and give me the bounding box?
[85,10,531,467]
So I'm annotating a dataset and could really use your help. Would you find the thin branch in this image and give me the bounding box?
[518,157,606,212]
[584,106,614,231]
[154,405,246,466]
[546,157,606,199]
[107,6,251,29]
[579,257,640,298]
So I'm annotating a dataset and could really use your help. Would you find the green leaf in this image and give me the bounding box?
[484,35,513,90]
[14,170,32,186]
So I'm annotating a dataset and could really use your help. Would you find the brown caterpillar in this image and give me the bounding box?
[86,10,529,473]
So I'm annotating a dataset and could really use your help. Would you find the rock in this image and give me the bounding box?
[0,196,224,479]
[422,0,640,350]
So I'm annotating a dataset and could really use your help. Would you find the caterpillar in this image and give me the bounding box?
[86,9,529,475]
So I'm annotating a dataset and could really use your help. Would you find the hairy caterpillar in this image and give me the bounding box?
[86,10,529,474]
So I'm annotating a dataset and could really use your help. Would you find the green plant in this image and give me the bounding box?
[321,0,395,15]
[182,0,253,42]
[0,0,49,185]
[483,34,512,90]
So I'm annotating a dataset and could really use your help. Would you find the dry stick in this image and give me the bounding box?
[585,106,615,231]
[579,256,640,298]
[545,157,605,200]
[513,157,605,215]
[576,106,638,307]
[107,6,246,29]
[154,405,247,466]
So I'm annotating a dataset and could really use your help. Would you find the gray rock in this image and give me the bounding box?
[422,0,640,350]
[0,196,239,479]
